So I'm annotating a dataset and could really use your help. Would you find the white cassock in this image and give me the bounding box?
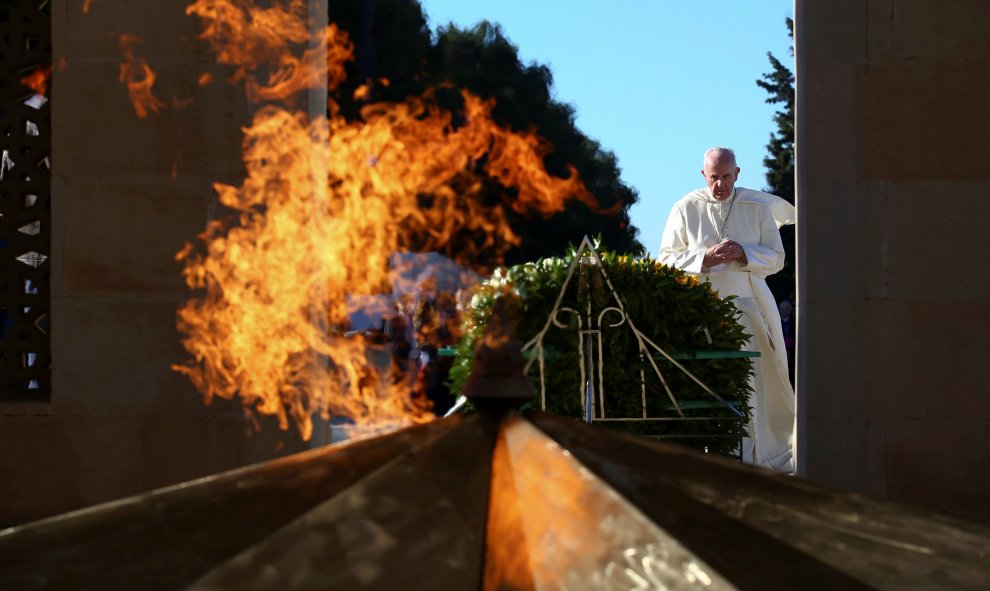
[658,186,796,472]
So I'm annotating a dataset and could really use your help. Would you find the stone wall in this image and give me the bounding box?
[796,0,990,521]
[0,0,325,526]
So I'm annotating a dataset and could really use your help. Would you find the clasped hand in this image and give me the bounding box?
[703,240,747,267]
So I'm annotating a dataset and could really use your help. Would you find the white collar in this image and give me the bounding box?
[705,187,737,203]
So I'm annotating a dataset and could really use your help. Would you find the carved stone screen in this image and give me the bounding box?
[0,0,51,401]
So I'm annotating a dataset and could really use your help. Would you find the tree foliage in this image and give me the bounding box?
[328,1,643,266]
[757,17,795,304]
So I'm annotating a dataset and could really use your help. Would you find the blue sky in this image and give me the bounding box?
[417,0,794,257]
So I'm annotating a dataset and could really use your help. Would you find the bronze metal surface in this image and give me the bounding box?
[0,416,465,590]
[485,415,737,590]
[188,412,496,590]
[532,412,990,590]
[3,403,989,590]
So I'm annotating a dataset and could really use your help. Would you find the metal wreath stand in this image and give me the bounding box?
[450,236,748,452]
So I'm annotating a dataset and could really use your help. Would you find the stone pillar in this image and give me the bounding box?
[0,0,327,525]
[796,0,990,521]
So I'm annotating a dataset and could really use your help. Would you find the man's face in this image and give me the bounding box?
[702,156,740,201]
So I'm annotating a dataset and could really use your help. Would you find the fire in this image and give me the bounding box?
[118,34,165,119]
[185,0,351,102]
[20,66,52,97]
[165,0,596,440]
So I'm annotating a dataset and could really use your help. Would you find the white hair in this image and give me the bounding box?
[703,146,736,167]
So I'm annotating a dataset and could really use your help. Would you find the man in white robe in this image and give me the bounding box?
[658,147,796,472]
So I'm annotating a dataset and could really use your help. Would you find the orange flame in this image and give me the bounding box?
[186,0,351,103]
[172,0,596,440]
[20,66,52,97]
[118,34,165,119]
[83,0,94,13]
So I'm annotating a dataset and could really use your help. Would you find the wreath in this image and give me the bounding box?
[449,244,754,457]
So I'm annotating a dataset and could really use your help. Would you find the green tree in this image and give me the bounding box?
[328,0,434,112]
[757,17,795,304]
[430,22,642,263]
[329,3,643,264]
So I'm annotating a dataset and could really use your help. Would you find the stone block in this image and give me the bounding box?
[0,402,50,418]
[864,299,990,421]
[141,414,214,490]
[802,416,886,498]
[866,0,990,61]
[49,297,207,415]
[54,60,250,181]
[796,0,867,64]
[0,415,143,526]
[865,182,990,300]
[796,63,859,184]
[798,182,870,301]
[60,177,210,296]
[797,298,872,420]
[862,184,890,300]
[858,60,990,181]
[61,0,212,63]
[214,413,315,474]
[50,175,66,299]
[886,418,990,523]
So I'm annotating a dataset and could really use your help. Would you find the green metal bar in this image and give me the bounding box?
[442,348,761,360]
[657,351,761,360]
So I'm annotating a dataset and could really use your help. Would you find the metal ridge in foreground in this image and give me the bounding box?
[1,408,989,589]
